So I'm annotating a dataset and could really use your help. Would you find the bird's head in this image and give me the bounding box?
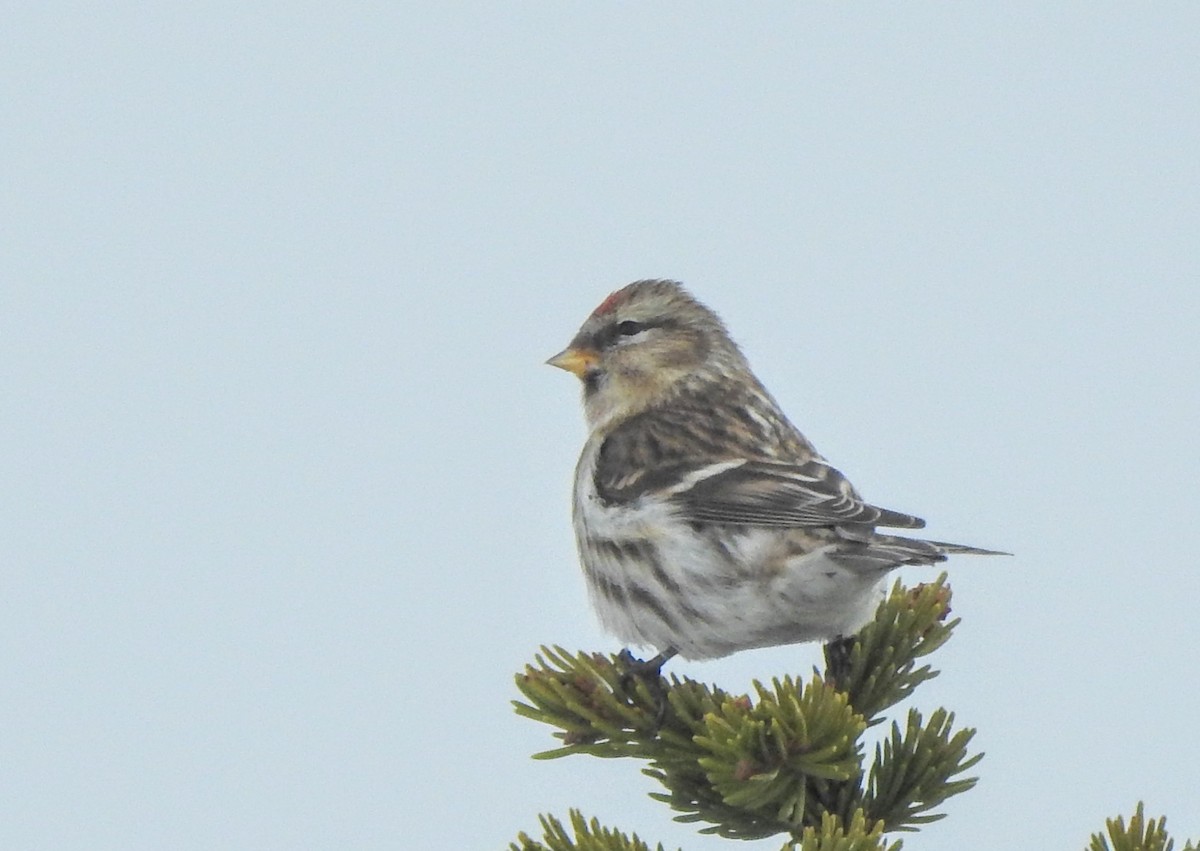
[547,280,748,429]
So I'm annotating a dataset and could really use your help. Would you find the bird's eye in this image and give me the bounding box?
[617,320,644,336]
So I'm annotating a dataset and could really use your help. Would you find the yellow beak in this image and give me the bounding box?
[545,347,600,378]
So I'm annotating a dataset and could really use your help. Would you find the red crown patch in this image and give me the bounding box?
[591,290,622,317]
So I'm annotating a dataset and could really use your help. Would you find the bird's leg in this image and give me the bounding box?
[616,647,677,730]
[822,635,857,688]
[617,647,677,681]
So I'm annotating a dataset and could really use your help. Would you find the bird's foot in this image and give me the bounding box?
[823,635,857,689]
[616,648,677,730]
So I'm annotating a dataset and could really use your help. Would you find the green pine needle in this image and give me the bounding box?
[511,578,987,842]
[511,810,675,851]
[861,707,981,830]
[511,582,1190,848]
[1087,802,1198,851]
[782,810,901,851]
[832,577,959,726]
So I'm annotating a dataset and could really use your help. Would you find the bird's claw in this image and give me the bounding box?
[616,648,676,731]
[823,635,857,688]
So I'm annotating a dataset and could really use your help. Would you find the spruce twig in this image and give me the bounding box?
[511,809,674,851]
[512,577,979,842]
[511,579,1195,849]
[1087,802,1199,851]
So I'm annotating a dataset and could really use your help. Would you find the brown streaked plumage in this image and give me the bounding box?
[548,279,1006,662]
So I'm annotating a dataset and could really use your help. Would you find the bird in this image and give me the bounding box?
[547,279,1004,676]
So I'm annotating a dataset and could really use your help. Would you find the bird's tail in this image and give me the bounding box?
[921,539,1012,557]
[846,533,1010,568]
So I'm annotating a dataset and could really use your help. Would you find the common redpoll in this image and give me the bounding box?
[548,279,1004,667]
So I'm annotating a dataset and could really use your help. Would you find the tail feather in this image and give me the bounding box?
[828,532,1010,574]
[922,539,1012,557]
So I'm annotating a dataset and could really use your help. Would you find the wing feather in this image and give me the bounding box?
[593,400,926,531]
[677,459,926,529]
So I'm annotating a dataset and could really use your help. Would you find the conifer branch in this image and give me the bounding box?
[512,580,1194,849]
[1087,803,1199,851]
[783,810,902,851]
[829,578,957,726]
[861,708,981,830]
[511,808,903,851]
[512,577,979,842]
[510,810,675,851]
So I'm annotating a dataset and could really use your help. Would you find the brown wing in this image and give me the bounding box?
[675,458,926,529]
[594,401,925,530]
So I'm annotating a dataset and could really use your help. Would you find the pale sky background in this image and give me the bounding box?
[3,4,1198,850]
